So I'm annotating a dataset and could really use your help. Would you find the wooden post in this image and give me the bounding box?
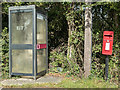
[0,2,2,38]
[84,2,92,78]
[0,2,2,76]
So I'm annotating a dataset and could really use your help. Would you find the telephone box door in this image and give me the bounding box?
[9,6,36,76]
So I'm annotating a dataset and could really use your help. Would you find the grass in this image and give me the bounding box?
[1,74,118,88]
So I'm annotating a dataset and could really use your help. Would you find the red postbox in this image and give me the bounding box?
[102,31,114,55]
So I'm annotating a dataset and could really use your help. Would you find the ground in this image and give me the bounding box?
[0,73,118,88]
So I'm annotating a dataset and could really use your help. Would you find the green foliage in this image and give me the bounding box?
[1,2,119,84]
[49,2,85,78]
[1,27,9,78]
[49,49,68,73]
[91,2,119,83]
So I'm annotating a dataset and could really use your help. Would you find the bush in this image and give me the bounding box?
[1,27,9,78]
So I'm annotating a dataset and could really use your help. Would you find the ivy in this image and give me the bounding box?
[1,27,9,78]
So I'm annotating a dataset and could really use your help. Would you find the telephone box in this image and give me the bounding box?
[102,31,114,55]
[9,5,48,79]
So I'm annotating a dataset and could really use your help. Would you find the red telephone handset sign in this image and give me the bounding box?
[37,44,46,49]
[102,31,114,55]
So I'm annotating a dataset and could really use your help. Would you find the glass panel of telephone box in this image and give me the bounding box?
[11,10,33,74]
[37,13,47,73]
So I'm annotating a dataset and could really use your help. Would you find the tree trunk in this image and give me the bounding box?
[67,20,72,59]
[84,2,92,78]
[67,3,74,59]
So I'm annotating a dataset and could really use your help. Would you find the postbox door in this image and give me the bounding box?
[102,31,114,55]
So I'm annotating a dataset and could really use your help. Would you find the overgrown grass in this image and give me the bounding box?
[1,76,118,88]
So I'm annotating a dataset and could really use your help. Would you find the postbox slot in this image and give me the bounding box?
[104,35,112,37]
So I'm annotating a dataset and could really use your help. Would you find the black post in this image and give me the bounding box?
[105,55,109,81]
[118,50,120,88]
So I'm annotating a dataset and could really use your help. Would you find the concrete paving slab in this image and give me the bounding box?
[1,75,62,86]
